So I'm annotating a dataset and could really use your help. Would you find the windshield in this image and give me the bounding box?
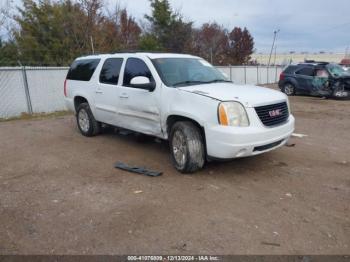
[152,58,229,87]
[326,63,350,77]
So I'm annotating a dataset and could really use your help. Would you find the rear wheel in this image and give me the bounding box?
[76,102,101,137]
[282,83,296,96]
[169,121,205,173]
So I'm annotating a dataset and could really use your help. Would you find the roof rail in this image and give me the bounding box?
[303,59,329,65]
[112,50,172,54]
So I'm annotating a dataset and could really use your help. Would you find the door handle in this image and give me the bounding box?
[119,93,129,99]
[95,87,103,94]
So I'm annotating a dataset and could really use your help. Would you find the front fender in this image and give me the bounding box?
[161,89,219,138]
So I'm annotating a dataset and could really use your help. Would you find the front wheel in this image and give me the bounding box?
[282,83,296,96]
[169,121,205,173]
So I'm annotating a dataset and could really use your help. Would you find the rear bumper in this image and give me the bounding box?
[205,115,295,159]
[277,80,284,89]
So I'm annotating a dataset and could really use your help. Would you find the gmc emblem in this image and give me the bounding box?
[269,109,282,117]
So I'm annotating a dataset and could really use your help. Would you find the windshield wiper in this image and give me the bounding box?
[173,79,231,87]
[204,79,232,84]
[173,80,206,87]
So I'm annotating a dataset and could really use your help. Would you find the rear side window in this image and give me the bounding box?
[283,65,297,74]
[123,58,154,86]
[67,59,100,81]
[295,67,314,76]
[99,58,123,85]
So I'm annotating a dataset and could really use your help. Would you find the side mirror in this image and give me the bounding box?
[130,76,155,91]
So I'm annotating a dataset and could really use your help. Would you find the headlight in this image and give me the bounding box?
[218,102,249,127]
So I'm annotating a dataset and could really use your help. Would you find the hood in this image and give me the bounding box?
[178,83,287,107]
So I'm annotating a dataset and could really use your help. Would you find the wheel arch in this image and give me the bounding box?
[74,96,88,112]
[284,78,299,90]
[166,114,207,156]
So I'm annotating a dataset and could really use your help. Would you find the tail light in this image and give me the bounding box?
[64,79,67,97]
[279,72,285,81]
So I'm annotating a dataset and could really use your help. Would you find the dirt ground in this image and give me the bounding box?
[0,89,349,255]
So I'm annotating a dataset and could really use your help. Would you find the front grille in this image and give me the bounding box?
[255,102,289,127]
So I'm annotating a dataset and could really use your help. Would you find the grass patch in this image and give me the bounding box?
[0,111,73,122]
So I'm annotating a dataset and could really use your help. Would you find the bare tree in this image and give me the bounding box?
[193,23,228,65]
[0,0,14,39]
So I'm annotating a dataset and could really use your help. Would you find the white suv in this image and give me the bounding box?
[64,53,295,173]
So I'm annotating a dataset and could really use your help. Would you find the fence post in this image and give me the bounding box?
[256,66,259,85]
[267,66,269,84]
[230,66,232,81]
[21,66,33,114]
[275,66,278,83]
[244,66,247,84]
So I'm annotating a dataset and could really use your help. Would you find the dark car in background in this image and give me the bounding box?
[340,58,350,71]
[278,61,350,98]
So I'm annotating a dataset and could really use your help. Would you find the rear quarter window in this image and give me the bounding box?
[295,67,315,76]
[67,59,100,81]
[283,65,297,74]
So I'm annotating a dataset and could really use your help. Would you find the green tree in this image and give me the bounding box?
[145,0,193,52]
[13,0,92,65]
[139,34,163,51]
[0,38,18,66]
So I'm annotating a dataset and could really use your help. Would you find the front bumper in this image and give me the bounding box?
[205,113,295,159]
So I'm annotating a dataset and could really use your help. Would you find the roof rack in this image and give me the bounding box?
[112,50,174,54]
[79,50,191,57]
[303,60,329,65]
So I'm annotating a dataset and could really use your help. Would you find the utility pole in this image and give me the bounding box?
[273,45,277,66]
[268,29,280,67]
[267,29,280,84]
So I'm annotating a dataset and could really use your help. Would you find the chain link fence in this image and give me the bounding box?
[0,65,283,119]
[216,65,283,85]
[26,67,69,113]
[0,66,69,119]
[0,67,31,119]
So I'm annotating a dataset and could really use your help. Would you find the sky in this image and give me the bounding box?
[114,0,350,53]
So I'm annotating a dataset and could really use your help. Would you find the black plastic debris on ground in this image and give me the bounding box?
[114,162,163,177]
[285,143,296,147]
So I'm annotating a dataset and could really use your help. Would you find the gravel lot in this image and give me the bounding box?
[0,90,349,255]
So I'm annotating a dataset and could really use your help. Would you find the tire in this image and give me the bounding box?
[76,102,101,137]
[332,87,348,99]
[282,82,296,96]
[169,121,205,173]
